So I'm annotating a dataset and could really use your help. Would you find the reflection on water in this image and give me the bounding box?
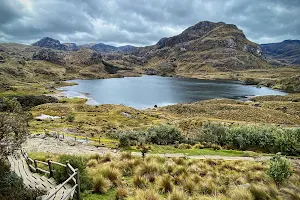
[59,75,286,109]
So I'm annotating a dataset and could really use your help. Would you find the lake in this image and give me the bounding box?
[59,75,286,109]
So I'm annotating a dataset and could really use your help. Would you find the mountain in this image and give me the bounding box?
[260,40,300,66]
[32,37,78,51]
[62,43,79,51]
[90,43,118,53]
[117,45,136,53]
[90,43,136,53]
[131,21,266,74]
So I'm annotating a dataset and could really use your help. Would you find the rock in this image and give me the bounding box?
[145,68,157,75]
[253,103,261,107]
[238,183,251,189]
[68,142,75,146]
[120,112,132,118]
[18,59,26,65]
[32,48,66,65]
[0,47,4,52]
[0,55,5,63]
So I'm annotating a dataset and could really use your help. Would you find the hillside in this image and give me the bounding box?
[261,40,300,66]
[130,21,266,75]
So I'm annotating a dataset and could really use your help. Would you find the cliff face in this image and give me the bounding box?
[133,21,265,73]
[261,40,300,66]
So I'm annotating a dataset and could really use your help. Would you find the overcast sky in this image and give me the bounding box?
[0,0,299,46]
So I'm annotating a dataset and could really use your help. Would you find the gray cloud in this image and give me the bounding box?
[0,0,299,46]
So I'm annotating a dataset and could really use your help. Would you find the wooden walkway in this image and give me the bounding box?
[8,152,77,200]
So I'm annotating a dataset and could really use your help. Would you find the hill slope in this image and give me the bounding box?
[131,21,266,74]
[260,40,300,66]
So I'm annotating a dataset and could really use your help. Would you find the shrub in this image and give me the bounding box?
[196,122,228,145]
[66,113,75,122]
[86,159,98,167]
[182,179,195,194]
[194,123,300,156]
[120,152,132,160]
[267,154,292,185]
[53,154,91,191]
[250,184,272,200]
[178,143,192,149]
[92,174,111,193]
[229,188,254,200]
[146,124,184,145]
[210,144,222,150]
[133,175,147,188]
[168,189,188,200]
[135,189,161,200]
[193,143,204,149]
[158,175,173,193]
[100,167,121,185]
[115,187,129,200]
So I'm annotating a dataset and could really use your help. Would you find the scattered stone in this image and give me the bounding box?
[252,103,261,107]
[120,111,132,118]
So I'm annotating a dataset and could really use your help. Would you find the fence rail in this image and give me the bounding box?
[21,150,81,200]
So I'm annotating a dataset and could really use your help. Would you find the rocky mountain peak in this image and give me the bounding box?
[32,37,78,51]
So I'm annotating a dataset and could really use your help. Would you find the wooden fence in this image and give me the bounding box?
[21,150,80,200]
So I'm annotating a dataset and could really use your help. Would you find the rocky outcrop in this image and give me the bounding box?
[62,43,79,51]
[260,40,300,66]
[32,49,65,65]
[91,43,118,53]
[32,37,78,51]
[63,49,102,65]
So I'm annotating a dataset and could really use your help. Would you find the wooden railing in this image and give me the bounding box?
[21,150,80,200]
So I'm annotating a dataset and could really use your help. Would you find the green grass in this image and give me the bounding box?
[125,144,246,156]
[82,189,116,200]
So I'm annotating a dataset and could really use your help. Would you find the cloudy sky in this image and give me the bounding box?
[0,0,299,46]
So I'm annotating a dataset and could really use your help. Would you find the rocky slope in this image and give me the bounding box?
[32,37,78,51]
[260,40,300,66]
[131,21,266,74]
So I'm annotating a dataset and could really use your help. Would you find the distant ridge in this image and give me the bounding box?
[260,40,300,66]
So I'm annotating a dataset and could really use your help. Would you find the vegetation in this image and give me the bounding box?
[28,152,300,200]
[0,98,29,160]
[267,154,293,185]
[115,122,300,156]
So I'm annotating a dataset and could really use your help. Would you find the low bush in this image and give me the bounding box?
[195,123,300,156]
[146,124,184,145]
[53,154,92,191]
[65,113,75,122]
[158,175,173,193]
[178,143,192,149]
[115,124,184,147]
[115,187,129,200]
[267,154,292,185]
[92,174,111,193]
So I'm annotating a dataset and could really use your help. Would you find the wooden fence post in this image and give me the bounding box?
[34,160,38,171]
[75,169,81,200]
[48,159,53,177]
[65,161,69,175]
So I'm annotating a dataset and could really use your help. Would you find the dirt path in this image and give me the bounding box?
[24,135,299,163]
[23,135,118,156]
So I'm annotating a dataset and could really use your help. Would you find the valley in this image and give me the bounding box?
[1,20,300,200]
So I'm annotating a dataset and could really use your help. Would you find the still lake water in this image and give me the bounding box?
[59,75,286,109]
